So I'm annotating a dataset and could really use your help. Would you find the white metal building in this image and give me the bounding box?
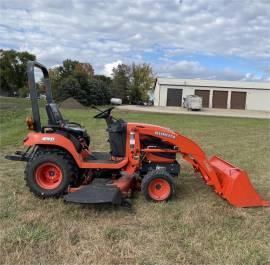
[154,78,270,111]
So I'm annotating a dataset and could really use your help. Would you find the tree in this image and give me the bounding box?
[58,77,81,101]
[111,64,131,103]
[58,59,79,78]
[129,63,155,102]
[48,67,62,100]
[94,79,112,105]
[58,59,94,79]
[94,74,113,103]
[49,60,95,102]
[94,74,112,85]
[57,71,112,106]
[0,49,36,95]
[78,79,111,106]
[111,63,155,103]
[73,73,91,105]
[74,63,94,78]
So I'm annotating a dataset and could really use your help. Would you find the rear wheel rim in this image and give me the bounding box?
[148,178,171,201]
[35,163,63,190]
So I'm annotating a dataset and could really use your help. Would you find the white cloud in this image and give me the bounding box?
[157,60,204,78]
[155,60,267,82]
[0,0,269,81]
[102,60,122,77]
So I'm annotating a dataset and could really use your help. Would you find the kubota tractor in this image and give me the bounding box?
[5,61,269,207]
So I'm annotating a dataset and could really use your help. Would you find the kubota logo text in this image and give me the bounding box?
[155,131,175,139]
[41,137,55,142]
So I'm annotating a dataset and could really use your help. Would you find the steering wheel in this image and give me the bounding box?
[94,107,115,119]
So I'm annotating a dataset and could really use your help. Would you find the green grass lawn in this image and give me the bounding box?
[0,96,270,265]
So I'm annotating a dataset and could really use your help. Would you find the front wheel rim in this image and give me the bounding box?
[148,178,171,201]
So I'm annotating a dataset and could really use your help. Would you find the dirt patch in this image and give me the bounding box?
[59,97,86,109]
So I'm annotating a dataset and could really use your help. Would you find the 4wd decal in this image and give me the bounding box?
[155,131,176,139]
[41,136,55,142]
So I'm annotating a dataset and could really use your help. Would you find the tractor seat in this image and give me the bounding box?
[45,103,66,126]
[45,103,90,149]
[45,103,86,135]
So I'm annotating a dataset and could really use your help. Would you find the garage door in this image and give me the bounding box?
[212,91,228,108]
[231,92,246,109]
[195,90,210,107]
[167,88,182,106]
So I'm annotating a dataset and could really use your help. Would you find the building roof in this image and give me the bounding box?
[156,77,270,90]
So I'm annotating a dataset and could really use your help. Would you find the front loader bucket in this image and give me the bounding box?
[209,156,269,207]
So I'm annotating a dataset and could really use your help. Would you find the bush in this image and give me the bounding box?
[19,86,28,98]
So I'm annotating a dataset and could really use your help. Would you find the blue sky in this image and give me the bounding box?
[1,0,269,81]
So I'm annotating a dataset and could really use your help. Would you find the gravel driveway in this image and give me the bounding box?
[117,105,270,119]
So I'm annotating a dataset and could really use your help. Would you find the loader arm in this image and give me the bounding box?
[135,124,268,207]
[174,133,268,207]
[173,134,222,192]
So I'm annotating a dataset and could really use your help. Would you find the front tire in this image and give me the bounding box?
[25,151,77,198]
[142,169,176,202]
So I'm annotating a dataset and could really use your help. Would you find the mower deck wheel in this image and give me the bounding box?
[142,169,176,202]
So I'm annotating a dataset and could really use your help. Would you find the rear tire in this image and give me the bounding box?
[25,150,78,198]
[142,169,176,202]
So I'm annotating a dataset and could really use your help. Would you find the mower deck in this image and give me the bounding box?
[64,178,122,204]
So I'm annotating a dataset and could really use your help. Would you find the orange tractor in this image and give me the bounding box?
[6,61,269,207]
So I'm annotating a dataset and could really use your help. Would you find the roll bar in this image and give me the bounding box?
[27,61,53,132]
